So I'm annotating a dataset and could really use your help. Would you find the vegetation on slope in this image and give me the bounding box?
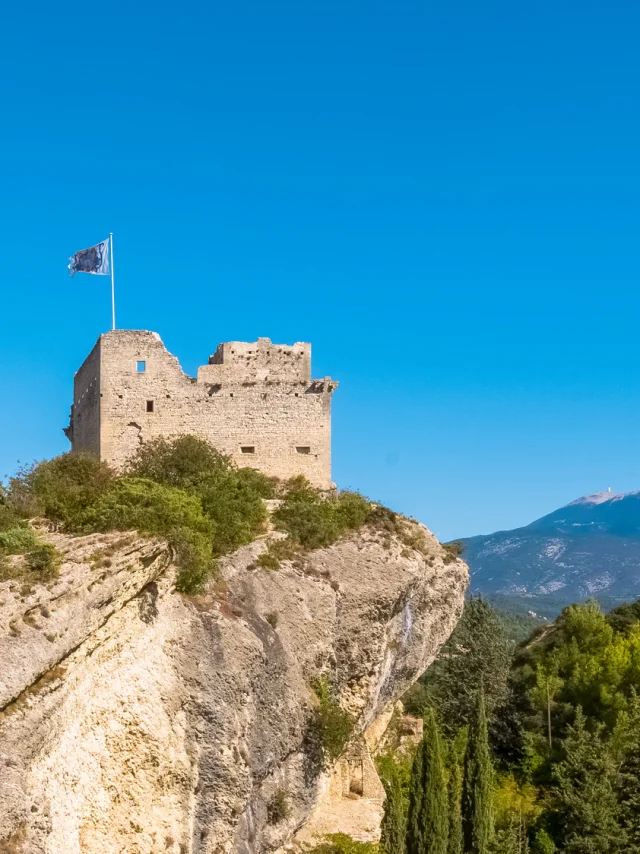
[379,594,640,853]
[0,436,379,593]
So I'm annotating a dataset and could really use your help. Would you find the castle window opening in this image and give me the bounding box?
[296,446,311,455]
[146,400,155,413]
[136,361,146,373]
[240,446,255,454]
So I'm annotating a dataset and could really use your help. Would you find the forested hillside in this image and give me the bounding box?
[377,596,640,853]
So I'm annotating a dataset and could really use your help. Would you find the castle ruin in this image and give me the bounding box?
[65,330,338,489]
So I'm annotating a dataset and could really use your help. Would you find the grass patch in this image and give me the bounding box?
[307,834,379,854]
[257,538,300,569]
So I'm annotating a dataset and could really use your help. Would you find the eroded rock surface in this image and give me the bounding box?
[0,521,467,854]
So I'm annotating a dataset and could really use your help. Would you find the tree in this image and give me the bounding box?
[462,690,493,854]
[616,692,640,852]
[381,762,406,854]
[448,729,466,854]
[406,709,448,854]
[405,598,511,734]
[553,707,624,854]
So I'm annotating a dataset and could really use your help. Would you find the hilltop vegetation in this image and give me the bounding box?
[0,436,373,593]
[378,595,640,853]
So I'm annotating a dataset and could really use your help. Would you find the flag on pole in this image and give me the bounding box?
[68,238,110,277]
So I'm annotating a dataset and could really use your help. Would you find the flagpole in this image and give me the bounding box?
[110,232,116,330]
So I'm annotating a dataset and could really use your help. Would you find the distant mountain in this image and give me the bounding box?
[459,491,640,615]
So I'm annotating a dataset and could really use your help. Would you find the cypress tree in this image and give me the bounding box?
[462,690,493,854]
[380,763,406,854]
[447,750,463,854]
[406,740,426,854]
[406,709,448,854]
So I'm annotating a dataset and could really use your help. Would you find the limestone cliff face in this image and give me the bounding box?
[0,520,468,854]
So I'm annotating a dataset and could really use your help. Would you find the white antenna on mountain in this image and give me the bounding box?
[608,486,611,492]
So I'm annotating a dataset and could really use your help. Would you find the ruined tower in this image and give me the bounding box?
[65,330,338,489]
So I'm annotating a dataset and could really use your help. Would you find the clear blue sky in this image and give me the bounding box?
[1,0,639,541]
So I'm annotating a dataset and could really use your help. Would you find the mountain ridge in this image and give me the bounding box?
[459,489,640,613]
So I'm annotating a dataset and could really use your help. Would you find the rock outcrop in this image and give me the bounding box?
[0,519,467,854]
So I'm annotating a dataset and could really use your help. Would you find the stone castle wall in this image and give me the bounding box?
[67,330,337,489]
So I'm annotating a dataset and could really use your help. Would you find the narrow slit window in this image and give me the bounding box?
[146,400,154,413]
[240,446,255,454]
[136,360,146,373]
[296,446,311,455]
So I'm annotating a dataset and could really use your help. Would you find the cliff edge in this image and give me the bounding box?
[0,519,467,854]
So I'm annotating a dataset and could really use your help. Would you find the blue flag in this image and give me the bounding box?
[68,238,110,277]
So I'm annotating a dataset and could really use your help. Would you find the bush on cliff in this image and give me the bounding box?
[273,475,371,550]
[3,438,274,592]
[309,676,355,767]
[2,437,374,593]
[8,453,115,526]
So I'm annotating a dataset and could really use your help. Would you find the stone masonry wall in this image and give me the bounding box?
[68,331,336,489]
[67,338,101,455]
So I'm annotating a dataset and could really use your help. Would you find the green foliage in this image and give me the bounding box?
[405,597,512,735]
[126,435,232,491]
[126,435,270,556]
[406,710,448,854]
[2,439,285,594]
[257,537,299,569]
[310,676,355,767]
[307,833,379,854]
[380,761,406,854]
[442,541,465,564]
[448,730,466,854]
[274,477,371,551]
[617,692,640,851]
[462,690,494,854]
[552,707,624,853]
[0,525,38,553]
[9,452,115,526]
[78,476,211,536]
[266,788,291,824]
[25,543,61,579]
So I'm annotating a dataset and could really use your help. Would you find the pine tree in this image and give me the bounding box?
[462,690,493,854]
[617,691,640,852]
[381,762,406,854]
[406,710,448,854]
[553,707,624,854]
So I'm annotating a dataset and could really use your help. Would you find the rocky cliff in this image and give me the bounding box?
[0,519,467,854]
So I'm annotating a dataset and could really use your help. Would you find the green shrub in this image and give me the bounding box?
[310,676,355,767]
[257,538,300,570]
[127,435,270,555]
[78,477,217,593]
[266,788,291,824]
[0,492,24,531]
[25,543,61,580]
[171,526,218,594]
[77,477,210,536]
[442,540,464,563]
[0,525,38,554]
[8,453,115,527]
[274,478,371,551]
[307,833,379,854]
